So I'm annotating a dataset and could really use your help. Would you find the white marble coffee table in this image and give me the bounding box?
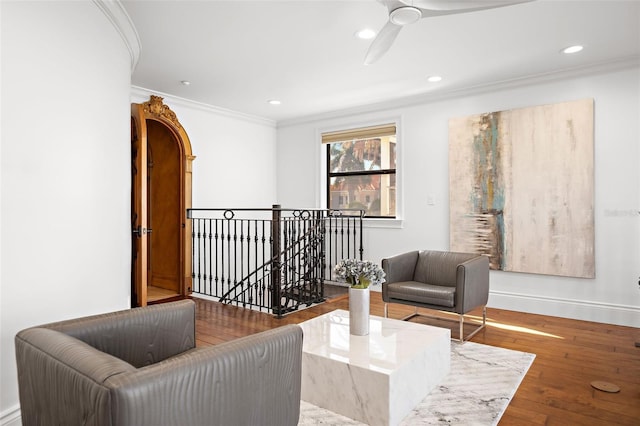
[298,309,450,426]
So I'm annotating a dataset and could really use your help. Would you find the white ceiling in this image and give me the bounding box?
[122,0,640,123]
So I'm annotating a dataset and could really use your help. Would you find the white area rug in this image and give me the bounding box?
[298,341,535,426]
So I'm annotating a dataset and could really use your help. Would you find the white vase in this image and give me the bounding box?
[349,287,370,336]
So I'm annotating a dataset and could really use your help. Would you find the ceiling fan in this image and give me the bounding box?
[365,0,532,65]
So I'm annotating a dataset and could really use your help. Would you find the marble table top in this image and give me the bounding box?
[299,309,449,372]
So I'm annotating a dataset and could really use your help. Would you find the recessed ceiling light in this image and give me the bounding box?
[180,80,191,86]
[355,28,376,40]
[562,45,584,54]
[268,100,281,106]
[427,75,442,83]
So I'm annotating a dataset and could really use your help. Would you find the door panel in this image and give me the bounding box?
[131,104,148,307]
[147,120,181,293]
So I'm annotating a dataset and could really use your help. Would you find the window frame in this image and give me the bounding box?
[322,122,400,220]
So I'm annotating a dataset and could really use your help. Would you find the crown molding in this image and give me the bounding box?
[92,0,141,72]
[131,86,277,128]
[277,55,640,128]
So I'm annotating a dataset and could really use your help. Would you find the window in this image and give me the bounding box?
[323,124,396,218]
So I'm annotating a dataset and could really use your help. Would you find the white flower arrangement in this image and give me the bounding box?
[333,259,386,289]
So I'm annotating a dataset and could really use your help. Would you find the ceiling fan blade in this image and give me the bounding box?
[364,21,403,65]
[412,0,532,12]
[364,0,531,64]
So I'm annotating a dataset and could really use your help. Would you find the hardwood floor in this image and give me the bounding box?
[147,285,180,303]
[193,292,640,425]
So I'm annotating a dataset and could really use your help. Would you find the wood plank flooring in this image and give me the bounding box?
[192,292,640,425]
[147,285,180,303]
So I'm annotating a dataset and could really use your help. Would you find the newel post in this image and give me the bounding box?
[271,204,282,317]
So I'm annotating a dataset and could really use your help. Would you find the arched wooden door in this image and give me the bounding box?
[131,96,195,307]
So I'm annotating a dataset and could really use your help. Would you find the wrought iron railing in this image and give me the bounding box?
[187,205,364,317]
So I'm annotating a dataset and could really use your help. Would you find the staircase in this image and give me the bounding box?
[188,205,363,317]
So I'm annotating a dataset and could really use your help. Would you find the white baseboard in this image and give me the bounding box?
[489,291,640,328]
[0,405,21,426]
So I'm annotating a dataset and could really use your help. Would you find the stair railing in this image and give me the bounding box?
[187,205,364,317]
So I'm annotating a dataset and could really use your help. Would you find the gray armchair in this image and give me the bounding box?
[15,299,303,426]
[382,250,490,342]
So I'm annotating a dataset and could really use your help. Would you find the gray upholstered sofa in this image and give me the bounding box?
[15,299,303,426]
[382,250,490,342]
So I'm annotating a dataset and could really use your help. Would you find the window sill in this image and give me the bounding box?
[363,218,403,229]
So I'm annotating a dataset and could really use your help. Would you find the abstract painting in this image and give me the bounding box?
[449,99,594,278]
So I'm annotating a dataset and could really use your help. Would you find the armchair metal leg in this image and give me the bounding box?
[393,305,487,343]
[460,306,487,343]
[399,306,419,321]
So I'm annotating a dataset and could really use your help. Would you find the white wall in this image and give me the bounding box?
[0,1,135,423]
[276,65,640,328]
[131,89,278,209]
